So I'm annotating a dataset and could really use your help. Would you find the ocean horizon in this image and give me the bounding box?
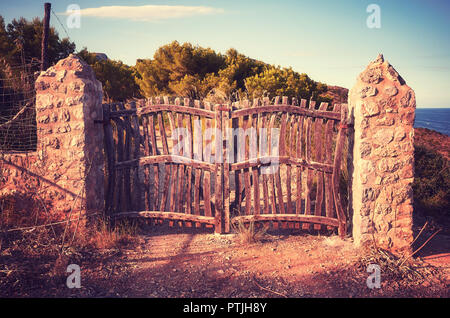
[415,108,450,136]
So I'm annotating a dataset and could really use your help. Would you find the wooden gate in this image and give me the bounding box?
[103,96,349,237]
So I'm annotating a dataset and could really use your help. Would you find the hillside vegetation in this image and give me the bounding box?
[80,41,340,104]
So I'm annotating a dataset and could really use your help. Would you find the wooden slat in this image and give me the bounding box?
[147,100,160,211]
[303,101,315,230]
[193,100,203,217]
[232,104,241,210]
[274,97,286,218]
[175,101,185,212]
[268,112,277,215]
[295,113,303,215]
[203,101,212,218]
[223,105,231,233]
[130,101,142,211]
[185,104,193,217]
[251,99,260,215]
[121,103,132,212]
[313,102,328,230]
[232,155,333,171]
[242,100,252,215]
[113,211,216,225]
[233,103,242,213]
[112,104,124,212]
[231,214,339,228]
[230,104,341,120]
[286,112,294,214]
[333,104,348,238]
[157,102,171,212]
[166,108,177,213]
[260,102,270,214]
[141,114,151,211]
[324,104,339,229]
[137,104,215,118]
[102,104,115,214]
[214,104,223,233]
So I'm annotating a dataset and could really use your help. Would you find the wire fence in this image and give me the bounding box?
[0,58,41,152]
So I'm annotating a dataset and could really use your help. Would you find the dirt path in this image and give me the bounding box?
[68,227,448,298]
[1,225,448,298]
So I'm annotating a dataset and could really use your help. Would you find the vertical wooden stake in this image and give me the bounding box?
[41,3,51,71]
[214,105,224,234]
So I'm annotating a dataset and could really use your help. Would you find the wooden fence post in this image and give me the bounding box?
[41,3,51,71]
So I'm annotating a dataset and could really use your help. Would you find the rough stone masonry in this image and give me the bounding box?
[34,54,104,219]
[349,54,415,253]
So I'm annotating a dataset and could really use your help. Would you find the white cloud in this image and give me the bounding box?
[65,5,224,22]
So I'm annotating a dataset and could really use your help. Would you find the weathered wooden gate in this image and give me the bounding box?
[103,96,349,237]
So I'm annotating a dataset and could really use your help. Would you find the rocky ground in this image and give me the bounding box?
[0,221,448,298]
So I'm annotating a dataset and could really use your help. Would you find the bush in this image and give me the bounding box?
[413,145,450,218]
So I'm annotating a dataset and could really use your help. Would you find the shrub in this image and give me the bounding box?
[413,145,450,218]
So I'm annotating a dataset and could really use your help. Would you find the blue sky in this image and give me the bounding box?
[1,0,449,107]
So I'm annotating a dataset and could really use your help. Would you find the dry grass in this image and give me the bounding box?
[231,218,269,245]
[358,246,444,287]
[84,217,138,250]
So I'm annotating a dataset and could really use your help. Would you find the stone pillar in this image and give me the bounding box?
[349,54,415,253]
[35,54,104,219]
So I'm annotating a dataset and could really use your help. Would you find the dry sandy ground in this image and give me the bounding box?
[1,222,448,298]
[4,227,446,298]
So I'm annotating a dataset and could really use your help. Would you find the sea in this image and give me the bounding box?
[415,108,450,136]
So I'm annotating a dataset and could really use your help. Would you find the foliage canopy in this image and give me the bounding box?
[77,49,141,102]
[134,41,330,103]
[0,15,75,66]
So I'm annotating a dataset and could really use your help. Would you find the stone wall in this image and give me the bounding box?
[0,54,104,222]
[349,54,415,253]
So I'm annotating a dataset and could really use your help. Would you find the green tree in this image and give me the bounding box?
[0,16,12,59]
[135,41,227,98]
[1,16,75,66]
[134,41,332,104]
[77,49,141,102]
[245,66,328,102]
[135,42,268,99]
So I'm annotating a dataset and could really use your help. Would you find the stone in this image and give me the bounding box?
[400,90,415,108]
[35,80,50,91]
[377,158,400,173]
[375,116,395,126]
[359,86,377,98]
[373,129,394,146]
[360,142,371,158]
[375,203,392,215]
[362,101,380,117]
[385,86,398,96]
[362,187,377,203]
[360,67,382,84]
[56,70,66,82]
[350,54,415,255]
[394,130,406,141]
[37,115,50,124]
[386,65,400,82]
[60,109,70,122]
